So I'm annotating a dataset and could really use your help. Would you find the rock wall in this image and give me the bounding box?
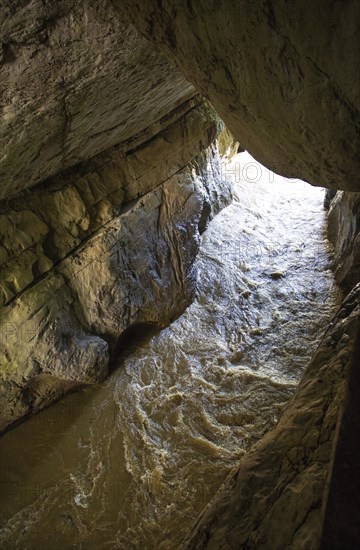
[0,98,218,306]
[0,5,235,434]
[183,284,360,550]
[0,98,233,432]
[115,0,360,192]
[326,191,360,292]
[0,0,196,200]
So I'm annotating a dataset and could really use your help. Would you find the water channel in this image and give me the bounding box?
[0,152,340,549]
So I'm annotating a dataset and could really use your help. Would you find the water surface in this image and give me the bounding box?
[0,153,340,549]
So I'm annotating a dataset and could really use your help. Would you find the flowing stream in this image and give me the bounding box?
[0,153,340,549]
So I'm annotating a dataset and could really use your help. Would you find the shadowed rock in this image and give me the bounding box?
[114,0,360,191]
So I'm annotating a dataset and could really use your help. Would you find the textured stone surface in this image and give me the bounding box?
[0,0,196,200]
[327,191,360,291]
[183,283,360,550]
[0,0,244,433]
[0,99,220,306]
[0,133,232,432]
[217,127,239,161]
[115,0,360,191]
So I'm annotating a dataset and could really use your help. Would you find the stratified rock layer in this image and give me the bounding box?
[183,283,360,550]
[0,99,233,432]
[115,0,360,191]
[0,98,218,306]
[0,0,196,199]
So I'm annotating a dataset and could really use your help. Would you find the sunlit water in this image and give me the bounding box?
[0,153,340,549]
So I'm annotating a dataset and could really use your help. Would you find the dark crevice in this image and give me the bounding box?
[109,322,162,371]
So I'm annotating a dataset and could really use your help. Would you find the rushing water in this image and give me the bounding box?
[0,153,340,549]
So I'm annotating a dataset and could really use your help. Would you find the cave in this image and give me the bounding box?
[0,1,359,549]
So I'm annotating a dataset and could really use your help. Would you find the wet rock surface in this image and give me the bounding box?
[0,107,232,432]
[326,190,360,292]
[184,283,360,550]
[0,99,220,306]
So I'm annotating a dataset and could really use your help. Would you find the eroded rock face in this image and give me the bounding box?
[0,98,219,306]
[115,0,360,191]
[0,98,233,432]
[326,190,360,291]
[0,0,196,200]
[1,0,241,432]
[183,283,360,550]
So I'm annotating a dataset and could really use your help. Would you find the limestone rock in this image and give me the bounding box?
[327,191,360,291]
[0,136,232,432]
[0,98,220,306]
[183,284,360,550]
[0,5,232,431]
[217,127,239,161]
[115,0,360,191]
[0,0,196,200]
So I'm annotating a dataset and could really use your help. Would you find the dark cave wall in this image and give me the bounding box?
[115,0,360,192]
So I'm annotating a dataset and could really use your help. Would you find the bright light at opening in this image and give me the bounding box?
[221,150,325,205]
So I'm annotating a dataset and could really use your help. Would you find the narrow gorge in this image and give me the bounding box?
[0,1,359,549]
